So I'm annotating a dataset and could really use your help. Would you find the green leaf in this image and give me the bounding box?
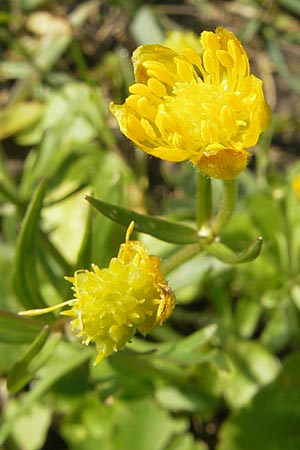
[0,310,42,344]
[0,339,92,446]
[277,0,300,14]
[206,237,263,264]
[130,5,164,45]
[12,180,48,310]
[10,401,52,450]
[7,326,50,394]
[86,196,198,244]
[156,385,205,413]
[113,399,179,450]
[218,353,300,450]
[221,339,280,410]
[0,102,43,139]
[264,27,300,92]
[155,324,218,364]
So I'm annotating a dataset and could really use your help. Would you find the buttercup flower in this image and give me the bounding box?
[110,27,271,180]
[19,222,175,364]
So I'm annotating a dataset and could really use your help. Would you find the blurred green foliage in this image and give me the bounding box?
[1,1,300,449]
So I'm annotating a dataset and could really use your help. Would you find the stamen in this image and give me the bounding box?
[19,300,75,316]
[216,50,233,70]
[129,83,151,97]
[137,97,157,121]
[175,57,194,82]
[143,61,174,86]
[148,78,167,97]
[141,118,158,140]
[127,114,148,141]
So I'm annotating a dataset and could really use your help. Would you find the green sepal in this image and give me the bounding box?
[0,310,43,344]
[86,196,198,244]
[206,236,263,264]
[7,325,50,394]
[13,180,48,309]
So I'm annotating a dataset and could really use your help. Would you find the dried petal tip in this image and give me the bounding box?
[110,27,271,180]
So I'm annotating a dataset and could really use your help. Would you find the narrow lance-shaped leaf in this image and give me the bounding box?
[13,180,48,309]
[7,325,50,394]
[0,310,43,344]
[86,196,198,244]
[206,236,263,264]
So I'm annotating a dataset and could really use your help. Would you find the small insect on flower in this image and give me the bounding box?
[110,27,271,180]
[19,222,175,364]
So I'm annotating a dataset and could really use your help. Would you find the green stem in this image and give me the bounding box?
[278,195,293,278]
[212,179,237,236]
[196,172,212,231]
[162,242,205,275]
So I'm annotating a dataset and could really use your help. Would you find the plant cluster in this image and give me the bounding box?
[1,1,300,450]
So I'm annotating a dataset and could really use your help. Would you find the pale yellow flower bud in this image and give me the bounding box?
[19,222,175,365]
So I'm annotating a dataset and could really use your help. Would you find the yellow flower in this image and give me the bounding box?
[110,27,271,180]
[292,175,300,200]
[19,222,175,365]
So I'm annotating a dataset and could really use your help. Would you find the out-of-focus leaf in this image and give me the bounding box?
[166,433,208,450]
[11,401,51,450]
[0,61,33,80]
[12,180,48,310]
[221,339,280,410]
[86,196,198,244]
[7,326,50,394]
[206,237,263,264]
[264,27,300,92]
[0,102,43,139]
[91,153,138,267]
[260,308,292,352]
[113,399,183,450]
[218,354,300,450]
[277,0,300,17]
[131,5,164,45]
[247,192,282,246]
[43,186,90,265]
[234,298,262,339]
[156,385,205,413]
[0,339,92,445]
[155,324,218,364]
[0,310,42,343]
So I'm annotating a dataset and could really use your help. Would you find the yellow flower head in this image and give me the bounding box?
[110,27,271,180]
[19,222,175,365]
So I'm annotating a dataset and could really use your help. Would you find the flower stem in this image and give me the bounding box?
[196,171,212,231]
[212,179,237,236]
[162,242,205,275]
